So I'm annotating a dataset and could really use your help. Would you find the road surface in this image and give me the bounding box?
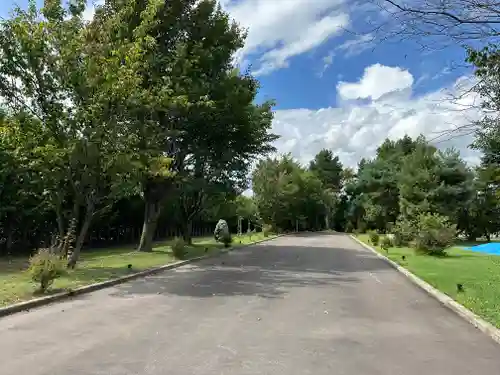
[1,233,499,374]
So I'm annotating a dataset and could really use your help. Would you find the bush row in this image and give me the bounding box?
[363,213,456,256]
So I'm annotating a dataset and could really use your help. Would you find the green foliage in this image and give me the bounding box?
[28,248,66,292]
[392,219,415,247]
[414,213,457,256]
[368,230,380,246]
[356,221,367,234]
[348,136,419,232]
[89,0,277,252]
[252,154,329,232]
[214,219,230,243]
[345,135,474,238]
[380,236,393,251]
[235,196,259,222]
[398,140,440,220]
[171,237,186,259]
[0,0,498,280]
[0,0,276,259]
[213,218,232,247]
[309,149,343,191]
[345,222,354,233]
[462,46,500,239]
[262,224,273,237]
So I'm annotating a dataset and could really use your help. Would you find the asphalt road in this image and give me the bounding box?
[1,233,500,375]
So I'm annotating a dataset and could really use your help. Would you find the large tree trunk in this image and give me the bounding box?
[67,213,92,269]
[58,199,80,258]
[179,187,204,246]
[137,200,162,252]
[55,200,65,241]
[181,219,193,245]
[67,198,94,269]
[5,223,14,255]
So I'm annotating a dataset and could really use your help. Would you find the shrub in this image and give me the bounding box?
[214,218,233,247]
[392,219,415,247]
[171,237,186,259]
[368,230,380,246]
[353,227,363,235]
[380,236,392,251]
[28,248,66,292]
[214,219,230,241]
[262,224,272,237]
[414,213,456,256]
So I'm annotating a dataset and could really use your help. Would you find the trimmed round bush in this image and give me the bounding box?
[214,219,232,247]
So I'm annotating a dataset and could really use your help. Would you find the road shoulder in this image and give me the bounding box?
[350,234,500,346]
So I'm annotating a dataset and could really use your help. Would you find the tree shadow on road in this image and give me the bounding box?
[109,241,390,300]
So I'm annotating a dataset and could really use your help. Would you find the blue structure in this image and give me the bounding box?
[463,243,500,255]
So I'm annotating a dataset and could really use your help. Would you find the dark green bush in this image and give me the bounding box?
[414,213,456,256]
[171,237,186,259]
[28,248,66,292]
[368,230,380,246]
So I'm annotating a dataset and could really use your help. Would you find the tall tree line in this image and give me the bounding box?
[0,0,277,264]
[252,131,499,240]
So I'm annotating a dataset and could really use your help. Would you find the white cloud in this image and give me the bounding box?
[336,33,375,57]
[222,0,349,76]
[337,64,414,101]
[271,65,482,168]
[318,51,335,77]
[319,33,376,76]
[251,13,349,76]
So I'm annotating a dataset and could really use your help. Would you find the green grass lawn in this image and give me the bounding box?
[0,232,274,307]
[356,234,500,329]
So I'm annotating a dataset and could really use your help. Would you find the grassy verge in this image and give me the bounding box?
[0,232,275,307]
[356,234,500,329]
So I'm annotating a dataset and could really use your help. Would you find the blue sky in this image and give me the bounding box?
[0,0,482,167]
[256,38,470,111]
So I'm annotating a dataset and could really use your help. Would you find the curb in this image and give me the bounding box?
[349,235,500,345]
[0,234,285,319]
